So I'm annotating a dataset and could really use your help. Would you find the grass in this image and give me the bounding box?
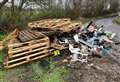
[0,69,8,82]
[115,16,120,25]
[0,49,8,82]
[31,60,69,82]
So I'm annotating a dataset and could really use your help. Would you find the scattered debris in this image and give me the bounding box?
[1,19,118,69]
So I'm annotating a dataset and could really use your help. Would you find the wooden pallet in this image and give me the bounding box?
[28,19,81,32]
[17,30,46,42]
[4,30,50,69]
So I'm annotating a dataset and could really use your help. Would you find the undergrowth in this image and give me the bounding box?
[31,60,69,82]
[115,16,120,25]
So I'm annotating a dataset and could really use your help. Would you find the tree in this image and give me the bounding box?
[0,0,8,9]
[19,0,26,11]
[11,0,14,13]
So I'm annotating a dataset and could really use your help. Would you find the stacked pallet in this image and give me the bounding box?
[28,18,81,32]
[4,30,50,69]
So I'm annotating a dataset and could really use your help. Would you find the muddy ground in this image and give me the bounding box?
[65,17,120,82]
[66,46,120,82]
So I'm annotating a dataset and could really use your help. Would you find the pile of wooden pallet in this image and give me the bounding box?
[28,18,81,32]
[3,18,80,69]
[3,30,50,69]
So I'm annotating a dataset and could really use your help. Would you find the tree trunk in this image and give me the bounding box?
[11,0,14,14]
[19,0,26,11]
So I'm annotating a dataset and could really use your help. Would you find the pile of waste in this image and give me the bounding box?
[1,18,119,69]
[27,19,119,71]
[47,20,117,64]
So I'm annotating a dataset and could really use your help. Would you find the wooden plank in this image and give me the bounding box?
[18,32,29,42]
[5,50,49,69]
[24,30,39,39]
[25,30,38,39]
[11,41,48,51]
[5,60,28,69]
[28,30,45,39]
[8,37,49,47]
[28,42,32,52]
[8,42,48,54]
[20,31,33,41]
[8,40,14,57]
[8,57,26,63]
[31,54,49,61]
[8,50,48,63]
[29,50,48,58]
[11,46,49,58]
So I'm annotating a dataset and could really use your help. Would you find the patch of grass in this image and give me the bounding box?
[115,16,120,25]
[0,70,8,82]
[72,18,91,24]
[0,35,6,63]
[0,35,4,41]
[31,61,69,82]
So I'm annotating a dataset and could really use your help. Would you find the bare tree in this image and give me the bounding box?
[11,0,14,12]
[0,0,8,9]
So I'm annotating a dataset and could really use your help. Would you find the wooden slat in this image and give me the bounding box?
[11,46,49,58]
[25,30,37,39]
[28,30,45,39]
[8,42,48,54]
[31,54,49,61]
[8,37,49,47]
[20,31,33,41]
[18,32,29,41]
[23,30,34,39]
[12,41,48,51]
[28,50,48,58]
[5,60,28,69]
[8,50,48,63]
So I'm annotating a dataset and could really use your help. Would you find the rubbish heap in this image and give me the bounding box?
[2,19,117,68]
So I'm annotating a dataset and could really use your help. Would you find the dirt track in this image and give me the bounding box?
[66,17,120,82]
[95,17,120,34]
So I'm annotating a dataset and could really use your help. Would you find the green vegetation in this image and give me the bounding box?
[0,69,8,82]
[0,54,69,82]
[32,61,69,82]
[0,7,66,33]
[0,60,69,82]
[0,35,4,41]
[115,16,120,25]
